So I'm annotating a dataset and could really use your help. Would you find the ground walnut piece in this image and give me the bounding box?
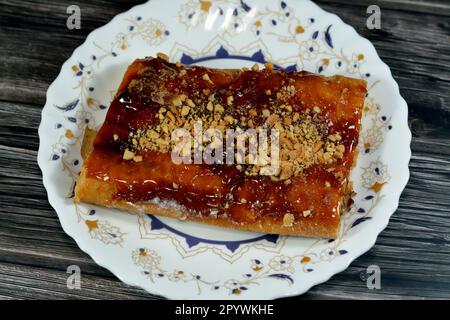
[122,62,346,182]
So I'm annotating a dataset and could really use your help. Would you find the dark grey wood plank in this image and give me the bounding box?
[0,101,41,151]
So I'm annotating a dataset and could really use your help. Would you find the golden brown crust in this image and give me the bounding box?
[80,128,97,160]
[75,127,342,237]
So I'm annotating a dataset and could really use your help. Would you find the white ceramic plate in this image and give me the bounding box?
[38,0,411,299]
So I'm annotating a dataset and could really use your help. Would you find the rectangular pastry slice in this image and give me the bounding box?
[75,55,366,238]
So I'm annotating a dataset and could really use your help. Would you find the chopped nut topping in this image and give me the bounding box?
[224,115,235,124]
[166,111,176,122]
[214,104,224,114]
[113,134,119,141]
[133,155,143,162]
[202,73,213,83]
[303,210,312,217]
[156,52,169,61]
[123,63,348,182]
[181,105,190,116]
[186,98,195,108]
[328,133,341,142]
[266,114,279,126]
[279,162,294,180]
[277,85,296,102]
[252,63,259,71]
[264,62,274,70]
[172,96,183,107]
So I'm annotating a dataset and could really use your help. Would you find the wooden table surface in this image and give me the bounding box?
[1,0,449,300]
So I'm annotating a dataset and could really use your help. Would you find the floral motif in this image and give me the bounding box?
[360,127,384,153]
[346,53,365,74]
[132,252,295,295]
[364,98,381,115]
[132,248,162,269]
[178,0,210,28]
[127,18,169,46]
[268,255,295,273]
[299,39,320,60]
[87,220,125,245]
[74,204,125,246]
[74,110,95,129]
[359,98,393,154]
[71,63,94,79]
[67,16,170,114]
[51,142,68,158]
[168,270,187,282]
[251,19,263,36]
[251,259,264,271]
[319,248,338,262]
[176,1,370,76]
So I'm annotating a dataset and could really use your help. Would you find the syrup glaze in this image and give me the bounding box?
[84,57,366,227]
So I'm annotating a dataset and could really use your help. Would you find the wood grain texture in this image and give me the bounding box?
[0,0,449,300]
